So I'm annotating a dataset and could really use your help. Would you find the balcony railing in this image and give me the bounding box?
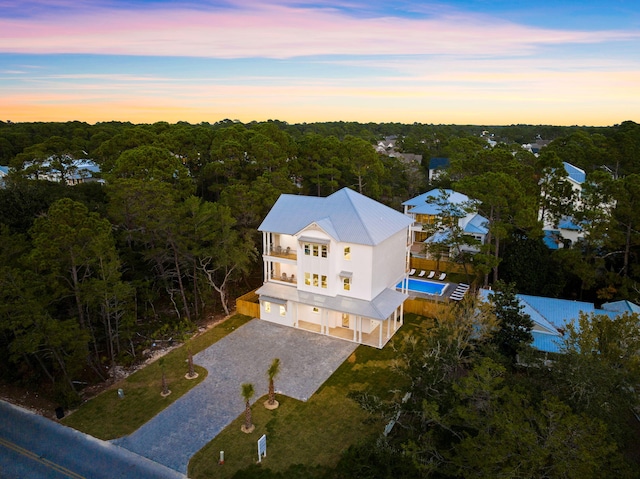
[270,273,297,284]
[269,246,297,260]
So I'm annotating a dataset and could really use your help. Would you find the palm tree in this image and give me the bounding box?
[265,358,281,409]
[241,383,255,433]
[159,358,171,397]
[185,346,198,379]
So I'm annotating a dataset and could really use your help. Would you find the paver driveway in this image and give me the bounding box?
[114,319,358,474]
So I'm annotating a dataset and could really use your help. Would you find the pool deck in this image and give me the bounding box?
[399,276,471,302]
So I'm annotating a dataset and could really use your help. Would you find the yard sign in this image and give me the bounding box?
[257,434,267,462]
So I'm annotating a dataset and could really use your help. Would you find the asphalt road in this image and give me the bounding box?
[0,400,186,479]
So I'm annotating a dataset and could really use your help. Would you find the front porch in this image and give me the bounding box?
[297,316,399,349]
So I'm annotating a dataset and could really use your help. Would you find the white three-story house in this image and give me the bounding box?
[256,188,413,348]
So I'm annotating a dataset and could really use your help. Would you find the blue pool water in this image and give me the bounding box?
[397,278,446,296]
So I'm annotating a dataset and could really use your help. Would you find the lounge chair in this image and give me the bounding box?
[409,269,416,276]
[427,271,435,279]
[418,270,426,277]
[438,272,447,281]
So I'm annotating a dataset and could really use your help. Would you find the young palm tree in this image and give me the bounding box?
[186,346,197,379]
[159,358,171,397]
[265,358,281,409]
[241,383,255,433]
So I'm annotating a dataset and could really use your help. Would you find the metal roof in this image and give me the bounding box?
[463,213,489,235]
[402,189,471,216]
[258,188,412,246]
[256,282,408,320]
[481,289,640,353]
[563,162,586,184]
[601,300,640,315]
[558,216,582,231]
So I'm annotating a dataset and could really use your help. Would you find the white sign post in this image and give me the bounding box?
[257,434,267,463]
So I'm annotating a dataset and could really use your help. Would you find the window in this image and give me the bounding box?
[321,275,327,289]
[279,305,286,317]
[313,273,319,287]
[344,246,351,260]
[264,301,271,313]
[304,272,310,286]
[312,307,319,313]
[343,277,351,291]
[321,245,328,258]
[313,245,319,257]
[304,243,310,255]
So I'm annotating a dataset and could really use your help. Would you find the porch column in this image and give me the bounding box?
[358,316,363,343]
[353,318,357,342]
[379,319,383,348]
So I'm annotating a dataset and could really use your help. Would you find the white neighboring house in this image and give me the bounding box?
[403,189,488,258]
[23,158,101,185]
[540,162,586,249]
[0,165,8,187]
[256,187,413,348]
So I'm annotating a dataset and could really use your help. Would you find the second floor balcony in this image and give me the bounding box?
[268,245,297,260]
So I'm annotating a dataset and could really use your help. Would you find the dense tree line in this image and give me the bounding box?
[1,118,639,411]
[335,291,640,478]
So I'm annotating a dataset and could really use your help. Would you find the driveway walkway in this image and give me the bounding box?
[114,319,357,474]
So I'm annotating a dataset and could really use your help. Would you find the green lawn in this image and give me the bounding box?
[188,314,429,479]
[61,314,253,439]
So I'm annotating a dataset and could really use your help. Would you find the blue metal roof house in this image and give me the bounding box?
[481,289,639,353]
[403,189,488,257]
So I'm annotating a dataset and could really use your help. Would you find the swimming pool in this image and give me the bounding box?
[397,278,447,296]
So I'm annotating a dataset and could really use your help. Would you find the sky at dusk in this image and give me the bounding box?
[1,0,639,125]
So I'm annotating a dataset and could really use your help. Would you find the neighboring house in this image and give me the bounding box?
[0,165,8,187]
[481,289,640,353]
[256,187,413,348]
[403,189,488,258]
[23,158,101,185]
[428,157,449,183]
[540,161,586,249]
[522,138,551,155]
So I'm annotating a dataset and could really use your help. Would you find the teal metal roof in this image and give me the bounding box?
[482,289,640,354]
[402,189,470,216]
[259,188,412,246]
[563,162,586,183]
[463,214,489,235]
[518,294,594,331]
[601,300,640,315]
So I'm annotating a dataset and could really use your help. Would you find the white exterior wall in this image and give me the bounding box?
[338,242,373,300]
[371,229,408,298]
[260,300,293,327]
[296,227,335,295]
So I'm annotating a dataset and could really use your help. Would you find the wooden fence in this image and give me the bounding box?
[236,290,260,318]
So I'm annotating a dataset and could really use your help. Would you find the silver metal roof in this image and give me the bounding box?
[256,283,408,321]
[258,188,412,246]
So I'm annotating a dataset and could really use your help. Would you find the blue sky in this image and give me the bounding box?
[1,0,638,125]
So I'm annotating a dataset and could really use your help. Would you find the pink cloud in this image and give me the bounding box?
[1,2,638,58]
